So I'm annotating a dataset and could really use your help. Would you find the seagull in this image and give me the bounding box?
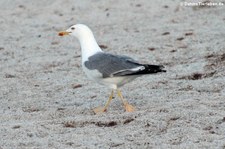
[58,24,166,114]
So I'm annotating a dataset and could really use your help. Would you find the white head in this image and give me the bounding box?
[59,24,94,40]
[58,24,102,60]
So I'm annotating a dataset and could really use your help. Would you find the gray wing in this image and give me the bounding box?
[84,52,144,78]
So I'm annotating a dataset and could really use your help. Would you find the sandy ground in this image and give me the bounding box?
[1,0,225,148]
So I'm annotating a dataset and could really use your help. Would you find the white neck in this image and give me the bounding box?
[77,31,102,63]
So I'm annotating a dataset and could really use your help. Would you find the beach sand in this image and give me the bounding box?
[1,0,225,148]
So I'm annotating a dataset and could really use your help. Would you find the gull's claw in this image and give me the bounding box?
[93,106,107,114]
[125,104,135,112]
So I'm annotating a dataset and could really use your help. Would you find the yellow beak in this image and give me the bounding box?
[58,31,70,36]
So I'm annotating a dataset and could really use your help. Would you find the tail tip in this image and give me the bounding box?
[159,65,166,72]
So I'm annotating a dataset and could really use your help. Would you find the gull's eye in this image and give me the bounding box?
[71,27,75,30]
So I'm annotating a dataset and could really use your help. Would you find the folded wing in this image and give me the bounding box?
[84,52,166,78]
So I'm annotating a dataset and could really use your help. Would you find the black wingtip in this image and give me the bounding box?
[145,64,166,73]
[124,64,166,75]
[159,65,166,73]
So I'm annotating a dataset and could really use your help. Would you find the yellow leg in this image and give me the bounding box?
[117,89,135,112]
[93,90,114,114]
